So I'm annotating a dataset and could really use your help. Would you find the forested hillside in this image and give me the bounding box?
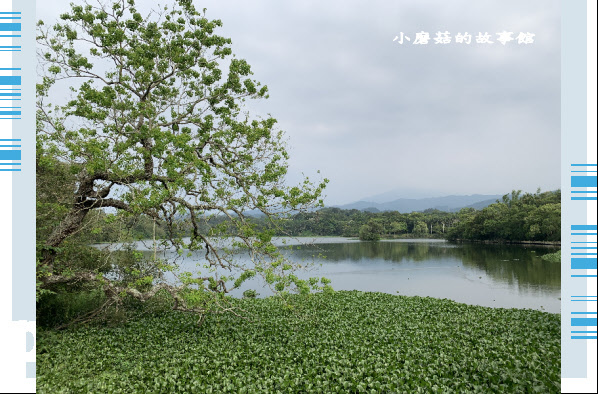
[446,190,560,242]
[77,189,560,243]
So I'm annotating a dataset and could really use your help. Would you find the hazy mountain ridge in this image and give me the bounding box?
[333,194,503,213]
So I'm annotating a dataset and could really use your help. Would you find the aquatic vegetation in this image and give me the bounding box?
[37,291,560,393]
[540,250,561,263]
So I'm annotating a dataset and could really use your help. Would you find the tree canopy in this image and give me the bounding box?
[446,190,560,242]
[36,0,328,322]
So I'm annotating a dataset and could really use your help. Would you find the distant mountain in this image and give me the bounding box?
[358,188,443,203]
[461,198,501,211]
[334,194,502,213]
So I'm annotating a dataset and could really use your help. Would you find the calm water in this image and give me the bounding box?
[101,238,561,313]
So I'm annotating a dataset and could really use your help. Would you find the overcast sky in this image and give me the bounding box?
[37,0,561,205]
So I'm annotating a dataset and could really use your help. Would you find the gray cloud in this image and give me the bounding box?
[37,0,561,204]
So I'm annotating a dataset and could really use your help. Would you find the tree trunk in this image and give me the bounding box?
[42,205,90,267]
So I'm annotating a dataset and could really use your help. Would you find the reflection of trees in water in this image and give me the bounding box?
[293,242,440,264]
[291,242,560,291]
[139,241,560,292]
[456,244,560,291]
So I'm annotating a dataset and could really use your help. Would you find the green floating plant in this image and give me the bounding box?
[37,291,560,393]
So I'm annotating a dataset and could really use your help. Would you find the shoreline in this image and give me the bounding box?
[449,239,561,246]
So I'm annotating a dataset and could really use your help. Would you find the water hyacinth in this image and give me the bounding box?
[37,291,560,393]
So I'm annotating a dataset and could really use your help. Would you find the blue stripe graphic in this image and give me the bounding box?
[571,258,598,269]
[572,176,598,187]
[0,150,21,160]
[571,318,598,326]
[0,76,21,85]
[571,225,598,230]
[0,23,20,31]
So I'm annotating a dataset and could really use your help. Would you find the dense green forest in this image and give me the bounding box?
[268,189,560,242]
[445,190,560,242]
[84,189,560,244]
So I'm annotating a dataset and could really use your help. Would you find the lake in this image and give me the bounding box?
[101,237,561,313]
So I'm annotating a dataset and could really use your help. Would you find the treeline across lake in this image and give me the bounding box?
[85,189,560,244]
[265,207,456,240]
[247,189,561,243]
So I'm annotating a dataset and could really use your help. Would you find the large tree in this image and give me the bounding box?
[36,0,328,318]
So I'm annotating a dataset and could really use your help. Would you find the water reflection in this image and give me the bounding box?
[288,242,561,291]
[125,238,561,313]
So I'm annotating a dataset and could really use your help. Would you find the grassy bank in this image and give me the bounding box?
[37,291,560,393]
